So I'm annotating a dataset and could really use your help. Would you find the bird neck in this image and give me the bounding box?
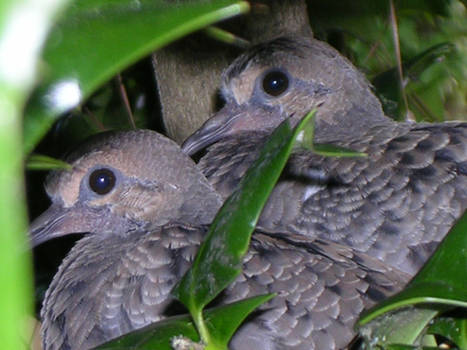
[313,104,392,143]
[178,189,223,226]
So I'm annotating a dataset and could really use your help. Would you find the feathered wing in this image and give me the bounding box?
[41,225,204,350]
[227,232,409,350]
[200,122,467,274]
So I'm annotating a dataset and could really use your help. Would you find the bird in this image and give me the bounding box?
[181,36,467,276]
[30,129,409,350]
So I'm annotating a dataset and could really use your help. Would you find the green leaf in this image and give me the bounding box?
[0,0,72,348]
[378,245,467,311]
[312,143,367,157]
[384,345,440,350]
[293,111,315,150]
[371,43,454,121]
[203,26,249,48]
[203,294,275,348]
[359,307,439,348]
[172,111,316,345]
[427,316,467,349]
[95,314,200,350]
[95,295,274,350]
[293,109,367,157]
[26,154,71,171]
[359,210,467,325]
[23,0,250,154]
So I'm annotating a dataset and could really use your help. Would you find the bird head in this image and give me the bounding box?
[182,36,386,155]
[30,130,222,247]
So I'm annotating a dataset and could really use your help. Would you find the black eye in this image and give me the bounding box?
[89,168,116,195]
[262,70,289,97]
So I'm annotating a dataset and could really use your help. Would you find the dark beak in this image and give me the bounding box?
[182,104,246,156]
[29,204,84,248]
[182,100,289,156]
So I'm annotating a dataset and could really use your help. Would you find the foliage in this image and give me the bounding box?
[0,0,71,348]
[172,114,317,348]
[308,0,467,122]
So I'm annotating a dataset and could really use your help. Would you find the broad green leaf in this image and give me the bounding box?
[173,111,316,344]
[427,316,467,349]
[358,307,438,349]
[26,154,71,170]
[23,0,250,153]
[96,294,274,350]
[359,210,467,325]
[0,0,71,348]
[369,228,467,313]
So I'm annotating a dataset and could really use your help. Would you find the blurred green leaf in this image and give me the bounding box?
[0,0,72,348]
[23,0,250,154]
[307,0,453,21]
[203,26,249,48]
[26,154,71,171]
[359,307,439,349]
[372,43,454,120]
[384,346,440,350]
[173,111,316,345]
[427,316,467,349]
[359,210,467,325]
[96,294,274,350]
[308,0,467,123]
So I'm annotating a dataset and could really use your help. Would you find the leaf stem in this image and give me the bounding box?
[194,310,212,348]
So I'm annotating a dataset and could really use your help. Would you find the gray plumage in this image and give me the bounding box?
[31,129,408,350]
[182,37,467,276]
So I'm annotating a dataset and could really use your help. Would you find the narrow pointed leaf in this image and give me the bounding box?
[23,0,250,153]
[26,154,71,171]
[312,143,367,157]
[203,26,250,48]
[96,295,274,350]
[95,314,199,350]
[173,111,316,342]
[293,108,366,157]
[293,112,315,150]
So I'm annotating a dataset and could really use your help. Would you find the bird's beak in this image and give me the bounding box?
[182,103,253,156]
[29,204,84,248]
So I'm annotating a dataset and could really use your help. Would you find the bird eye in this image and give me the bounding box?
[89,168,116,195]
[262,70,289,97]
